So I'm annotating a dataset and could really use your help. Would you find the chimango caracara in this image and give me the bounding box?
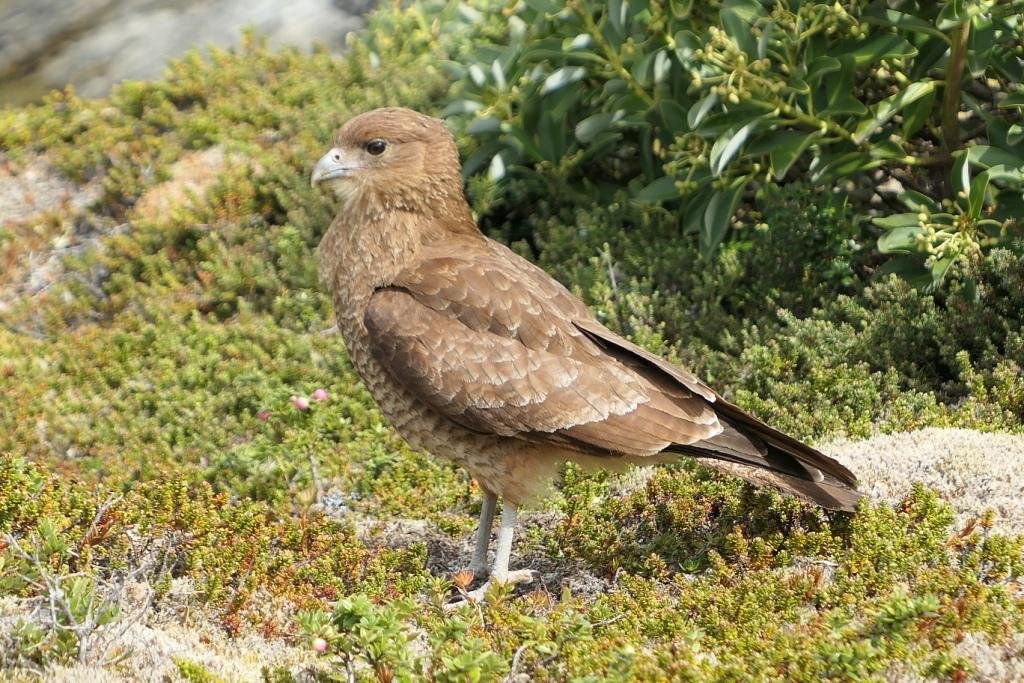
[312,107,862,598]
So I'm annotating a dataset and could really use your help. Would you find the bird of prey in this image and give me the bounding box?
[311,107,862,599]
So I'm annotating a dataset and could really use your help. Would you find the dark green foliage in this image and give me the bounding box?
[448,0,1024,284]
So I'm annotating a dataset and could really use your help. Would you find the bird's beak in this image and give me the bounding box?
[311,147,353,187]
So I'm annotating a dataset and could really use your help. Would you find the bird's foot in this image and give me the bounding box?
[446,569,537,608]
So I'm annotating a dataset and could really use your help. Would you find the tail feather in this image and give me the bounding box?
[690,455,864,511]
[670,419,862,511]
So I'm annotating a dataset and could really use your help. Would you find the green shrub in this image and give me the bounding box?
[449,0,1024,285]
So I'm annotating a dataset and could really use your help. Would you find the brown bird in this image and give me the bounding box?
[312,107,862,598]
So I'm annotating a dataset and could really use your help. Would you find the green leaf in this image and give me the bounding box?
[810,151,881,183]
[910,37,950,81]
[460,142,504,178]
[632,51,657,87]
[541,67,586,95]
[607,0,626,34]
[710,122,756,176]
[505,126,544,162]
[853,81,937,144]
[536,113,565,161]
[701,180,746,258]
[682,192,712,235]
[833,33,916,66]
[952,152,971,196]
[722,0,763,23]
[875,255,934,290]
[563,34,594,51]
[862,8,949,41]
[442,100,483,117]
[1007,124,1024,146]
[673,30,702,66]
[899,190,941,212]
[657,99,688,133]
[522,0,560,12]
[466,117,502,135]
[930,255,955,286]
[901,87,935,139]
[721,6,757,57]
[670,0,694,19]
[488,153,506,181]
[968,170,990,220]
[787,75,810,96]
[688,93,720,129]
[966,145,1024,170]
[878,226,921,254]
[980,164,1024,185]
[468,64,487,87]
[768,130,816,180]
[871,139,907,160]
[806,56,841,84]
[998,92,1024,108]
[757,20,774,60]
[824,56,868,116]
[694,102,775,136]
[634,176,680,203]
[873,213,922,229]
[937,0,987,31]
[653,50,672,84]
[575,112,621,144]
[967,19,997,77]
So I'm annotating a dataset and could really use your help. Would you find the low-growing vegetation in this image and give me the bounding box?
[1,1,1022,680]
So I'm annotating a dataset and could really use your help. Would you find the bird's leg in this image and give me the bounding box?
[467,489,497,579]
[489,501,518,582]
[455,501,534,604]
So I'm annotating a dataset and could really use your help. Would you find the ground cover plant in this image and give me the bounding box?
[0,0,1022,680]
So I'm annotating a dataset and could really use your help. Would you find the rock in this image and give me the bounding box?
[0,154,105,316]
[0,0,375,106]
[0,154,103,225]
[132,145,239,220]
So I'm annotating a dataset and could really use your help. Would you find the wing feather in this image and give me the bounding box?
[363,245,721,450]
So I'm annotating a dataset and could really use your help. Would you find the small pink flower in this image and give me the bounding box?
[312,637,328,653]
[312,388,329,402]
[257,410,271,421]
[291,395,310,411]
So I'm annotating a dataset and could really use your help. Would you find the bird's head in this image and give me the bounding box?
[311,107,466,220]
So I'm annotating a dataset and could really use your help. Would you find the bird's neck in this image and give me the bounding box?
[320,212,417,312]
[318,208,483,336]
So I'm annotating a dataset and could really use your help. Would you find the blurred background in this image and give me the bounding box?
[0,0,376,106]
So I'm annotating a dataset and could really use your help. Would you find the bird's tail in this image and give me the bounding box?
[669,417,864,512]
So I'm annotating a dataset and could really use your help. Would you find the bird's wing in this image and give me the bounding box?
[572,317,860,488]
[365,239,861,510]
[363,242,722,452]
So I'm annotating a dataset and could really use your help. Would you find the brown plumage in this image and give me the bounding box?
[312,107,862,594]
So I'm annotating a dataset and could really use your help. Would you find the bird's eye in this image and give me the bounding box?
[365,139,387,156]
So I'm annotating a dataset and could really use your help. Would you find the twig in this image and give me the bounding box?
[506,643,530,682]
[942,20,971,156]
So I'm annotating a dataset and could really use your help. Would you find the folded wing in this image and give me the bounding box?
[363,238,862,511]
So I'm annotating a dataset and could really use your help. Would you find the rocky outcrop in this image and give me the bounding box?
[0,0,375,105]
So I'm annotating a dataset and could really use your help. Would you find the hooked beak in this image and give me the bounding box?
[311,147,354,187]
